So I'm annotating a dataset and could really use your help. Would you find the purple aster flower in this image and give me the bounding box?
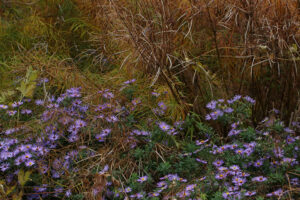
[72,99,82,106]
[132,98,141,106]
[213,159,224,167]
[65,189,72,197]
[227,186,239,192]
[196,139,209,145]
[286,135,295,144]
[124,187,132,193]
[66,87,81,98]
[12,101,23,108]
[252,176,267,182]
[158,101,167,110]
[243,148,254,156]
[237,171,250,177]
[208,110,224,120]
[222,191,233,199]
[148,192,160,197]
[282,157,296,164]
[224,107,234,113]
[4,128,17,135]
[174,121,184,128]
[245,191,256,196]
[106,115,118,123]
[68,134,79,142]
[135,192,145,199]
[273,147,284,158]
[158,122,171,132]
[68,125,79,134]
[228,129,241,137]
[99,165,109,175]
[206,100,217,110]
[229,144,238,149]
[23,98,31,103]
[166,174,180,181]
[218,166,229,172]
[140,130,150,136]
[229,165,240,171]
[232,176,246,186]
[167,128,178,136]
[248,142,257,148]
[231,122,240,129]
[23,153,32,160]
[0,104,8,109]
[290,178,299,186]
[235,149,244,155]
[227,95,241,104]
[95,133,107,142]
[39,78,49,84]
[49,134,60,141]
[59,116,72,125]
[123,79,136,85]
[215,173,227,179]
[269,188,283,197]
[253,159,263,167]
[25,159,35,167]
[0,163,10,172]
[205,114,211,120]
[75,119,86,128]
[151,92,160,97]
[7,110,17,116]
[196,158,207,164]
[185,184,196,191]
[243,96,255,104]
[102,128,111,135]
[284,127,294,133]
[176,190,191,198]
[21,109,32,114]
[137,176,148,183]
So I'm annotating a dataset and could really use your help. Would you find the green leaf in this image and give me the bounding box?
[18,169,32,187]
[16,66,38,98]
[6,184,16,195]
[0,90,15,103]
[12,191,23,200]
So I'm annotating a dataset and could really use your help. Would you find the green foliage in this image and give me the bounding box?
[240,127,256,142]
[69,194,84,200]
[211,191,224,200]
[18,170,32,187]
[16,66,38,98]
[267,173,285,184]
[157,162,171,174]
[0,90,15,103]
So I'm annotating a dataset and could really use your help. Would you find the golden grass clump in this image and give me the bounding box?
[74,0,300,121]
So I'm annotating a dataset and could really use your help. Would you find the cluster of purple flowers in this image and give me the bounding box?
[205,95,255,120]
[1,82,299,200]
[95,128,112,142]
[157,121,179,136]
[152,101,167,116]
[115,173,190,199]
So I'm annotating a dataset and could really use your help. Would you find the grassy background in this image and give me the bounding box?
[0,0,299,123]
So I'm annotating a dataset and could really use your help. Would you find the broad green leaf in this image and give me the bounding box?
[16,66,38,98]
[6,184,16,195]
[12,191,23,200]
[18,169,24,186]
[18,169,32,187]
[0,181,5,195]
[0,90,15,103]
